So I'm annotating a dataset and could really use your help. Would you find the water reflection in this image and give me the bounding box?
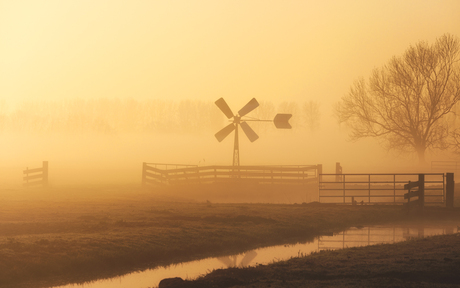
[54,225,457,288]
[218,251,258,268]
[318,225,455,250]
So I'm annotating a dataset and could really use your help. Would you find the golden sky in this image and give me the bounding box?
[2,0,459,109]
[1,1,460,184]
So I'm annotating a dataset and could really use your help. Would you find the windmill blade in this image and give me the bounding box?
[215,123,235,142]
[273,113,292,129]
[238,98,259,117]
[239,251,257,267]
[240,121,259,142]
[215,98,234,119]
[217,256,234,268]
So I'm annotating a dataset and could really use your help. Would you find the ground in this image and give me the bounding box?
[1,184,459,288]
[176,233,460,287]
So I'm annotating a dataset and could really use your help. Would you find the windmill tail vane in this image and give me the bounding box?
[214,97,292,166]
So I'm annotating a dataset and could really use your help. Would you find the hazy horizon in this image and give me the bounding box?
[2,1,460,186]
[0,97,446,187]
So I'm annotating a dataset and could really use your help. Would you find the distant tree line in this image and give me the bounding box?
[0,98,321,135]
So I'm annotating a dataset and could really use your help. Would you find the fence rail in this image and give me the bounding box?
[319,173,445,205]
[23,161,48,187]
[142,163,321,186]
[431,161,460,172]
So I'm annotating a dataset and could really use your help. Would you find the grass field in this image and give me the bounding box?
[1,184,459,288]
[181,232,460,287]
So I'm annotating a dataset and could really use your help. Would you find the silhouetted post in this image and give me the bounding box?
[404,175,424,210]
[317,164,322,201]
[317,164,322,177]
[418,174,424,208]
[393,174,396,203]
[335,162,342,182]
[43,161,48,187]
[368,174,371,203]
[446,173,455,208]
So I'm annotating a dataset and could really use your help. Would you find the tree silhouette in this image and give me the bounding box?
[336,34,460,164]
[2,98,224,135]
[251,100,275,133]
[302,100,321,131]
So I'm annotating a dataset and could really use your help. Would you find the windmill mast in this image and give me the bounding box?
[233,122,240,166]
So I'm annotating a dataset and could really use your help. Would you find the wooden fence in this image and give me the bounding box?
[319,173,447,205]
[403,174,424,209]
[431,161,460,172]
[142,163,322,187]
[23,161,48,187]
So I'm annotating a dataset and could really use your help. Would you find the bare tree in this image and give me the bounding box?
[302,100,321,131]
[251,100,275,133]
[449,103,460,154]
[2,98,225,135]
[336,34,460,164]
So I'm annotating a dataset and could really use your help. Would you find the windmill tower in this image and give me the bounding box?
[214,98,292,166]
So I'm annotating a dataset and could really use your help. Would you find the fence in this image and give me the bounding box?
[319,173,446,205]
[431,161,460,172]
[23,161,48,187]
[142,163,321,187]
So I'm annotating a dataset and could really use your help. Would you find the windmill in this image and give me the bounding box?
[214,97,292,166]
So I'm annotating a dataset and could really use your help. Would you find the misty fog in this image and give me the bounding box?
[2,1,459,190]
[0,97,430,188]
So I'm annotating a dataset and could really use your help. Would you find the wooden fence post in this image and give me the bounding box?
[418,174,424,207]
[368,174,371,204]
[317,164,322,202]
[446,173,455,208]
[336,162,342,182]
[317,164,322,177]
[404,175,425,209]
[23,161,48,188]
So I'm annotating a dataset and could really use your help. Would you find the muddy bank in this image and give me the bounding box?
[172,232,460,287]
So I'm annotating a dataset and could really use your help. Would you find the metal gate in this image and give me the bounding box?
[318,173,445,205]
